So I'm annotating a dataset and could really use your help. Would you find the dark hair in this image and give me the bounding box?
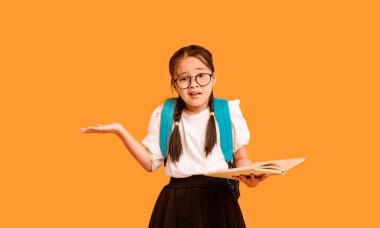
[167,45,217,163]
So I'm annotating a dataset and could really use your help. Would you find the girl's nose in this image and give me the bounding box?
[189,77,199,88]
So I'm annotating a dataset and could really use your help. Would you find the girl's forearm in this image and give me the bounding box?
[233,146,253,168]
[116,127,153,172]
[234,158,253,168]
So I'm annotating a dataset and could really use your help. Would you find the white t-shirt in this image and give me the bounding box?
[142,99,250,178]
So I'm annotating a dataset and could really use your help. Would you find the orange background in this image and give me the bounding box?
[1,0,379,227]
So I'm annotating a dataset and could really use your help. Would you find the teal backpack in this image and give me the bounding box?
[159,97,240,199]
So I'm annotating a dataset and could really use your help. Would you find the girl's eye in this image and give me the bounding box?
[198,74,206,78]
[178,77,189,82]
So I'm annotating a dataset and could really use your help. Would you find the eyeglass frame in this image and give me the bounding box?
[172,72,214,89]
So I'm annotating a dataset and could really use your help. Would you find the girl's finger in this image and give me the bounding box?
[80,126,101,133]
[255,174,264,180]
[240,175,249,183]
[259,174,269,181]
[252,175,261,185]
[79,128,88,132]
[250,174,257,183]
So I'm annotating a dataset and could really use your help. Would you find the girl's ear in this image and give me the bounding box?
[212,72,217,86]
[172,83,178,94]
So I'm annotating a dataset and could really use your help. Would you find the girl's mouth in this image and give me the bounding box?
[188,91,202,98]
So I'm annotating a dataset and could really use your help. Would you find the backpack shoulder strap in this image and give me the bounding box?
[214,98,233,163]
[159,98,177,159]
[214,98,240,199]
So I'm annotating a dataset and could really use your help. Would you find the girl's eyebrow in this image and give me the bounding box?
[178,67,208,76]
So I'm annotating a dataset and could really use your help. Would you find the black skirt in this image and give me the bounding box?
[148,175,246,228]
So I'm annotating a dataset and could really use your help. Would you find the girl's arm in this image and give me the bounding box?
[116,126,153,172]
[233,146,253,167]
[80,123,153,172]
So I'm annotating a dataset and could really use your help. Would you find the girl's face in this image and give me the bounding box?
[173,56,217,114]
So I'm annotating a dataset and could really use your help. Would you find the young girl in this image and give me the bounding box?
[80,44,268,227]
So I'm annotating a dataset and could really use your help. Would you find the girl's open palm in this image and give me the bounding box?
[79,123,122,134]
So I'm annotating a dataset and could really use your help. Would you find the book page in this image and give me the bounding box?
[259,163,282,170]
[252,158,305,171]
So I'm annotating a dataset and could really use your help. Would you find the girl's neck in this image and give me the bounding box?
[183,103,209,115]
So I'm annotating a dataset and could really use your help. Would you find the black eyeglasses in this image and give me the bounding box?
[173,73,213,89]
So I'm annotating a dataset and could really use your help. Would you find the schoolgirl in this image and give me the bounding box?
[80,44,268,227]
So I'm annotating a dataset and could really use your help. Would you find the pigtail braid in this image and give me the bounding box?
[205,91,217,156]
[168,96,185,163]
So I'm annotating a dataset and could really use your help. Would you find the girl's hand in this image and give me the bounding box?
[232,174,269,188]
[79,123,123,135]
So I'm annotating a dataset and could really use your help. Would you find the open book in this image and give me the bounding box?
[204,158,305,179]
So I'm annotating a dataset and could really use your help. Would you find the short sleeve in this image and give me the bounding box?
[228,99,251,152]
[141,104,165,172]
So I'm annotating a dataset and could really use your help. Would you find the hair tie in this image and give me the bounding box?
[210,112,215,116]
[174,121,180,126]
